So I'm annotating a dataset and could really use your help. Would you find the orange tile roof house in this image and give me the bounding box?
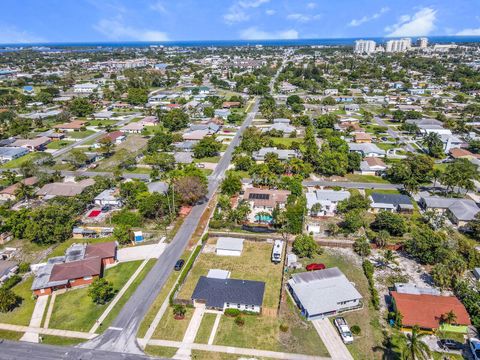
[32,242,117,296]
[449,148,479,160]
[353,132,373,143]
[0,177,38,202]
[391,291,471,331]
[222,101,241,109]
[243,188,291,211]
[53,120,86,132]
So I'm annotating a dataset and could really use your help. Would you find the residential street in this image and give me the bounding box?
[373,116,417,153]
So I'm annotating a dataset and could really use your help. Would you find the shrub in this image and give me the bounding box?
[1,275,21,290]
[225,308,241,317]
[350,325,361,335]
[0,288,21,312]
[18,263,30,273]
[88,278,115,305]
[279,323,289,332]
[173,304,186,319]
[362,260,380,310]
[235,316,245,326]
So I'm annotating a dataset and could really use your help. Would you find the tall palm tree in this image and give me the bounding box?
[402,325,431,360]
[441,310,457,325]
[14,183,35,201]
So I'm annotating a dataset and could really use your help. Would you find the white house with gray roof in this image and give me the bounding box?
[306,189,350,216]
[253,147,299,161]
[419,196,480,227]
[288,267,363,320]
[348,143,386,158]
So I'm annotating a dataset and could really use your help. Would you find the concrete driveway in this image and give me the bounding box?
[117,243,166,262]
[312,318,354,360]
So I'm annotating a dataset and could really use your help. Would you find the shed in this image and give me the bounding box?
[216,237,244,256]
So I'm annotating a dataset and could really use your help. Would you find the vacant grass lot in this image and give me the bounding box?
[191,350,277,360]
[49,260,142,332]
[65,130,96,139]
[0,277,36,326]
[296,249,385,360]
[47,140,74,149]
[178,240,283,309]
[194,313,217,344]
[94,135,147,172]
[344,174,391,184]
[0,152,49,169]
[269,137,303,148]
[152,307,194,341]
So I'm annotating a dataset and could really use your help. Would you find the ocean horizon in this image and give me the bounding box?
[1,35,480,49]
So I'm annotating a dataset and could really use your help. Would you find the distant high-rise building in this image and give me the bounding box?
[354,40,376,54]
[417,37,428,48]
[385,38,412,52]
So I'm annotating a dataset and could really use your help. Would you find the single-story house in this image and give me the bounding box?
[449,148,479,160]
[222,101,241,109]
[139,116,159,126]
[11,136,51,151]
[253,147,298,161]
[348,143,386,158]
[182,130,210,141]
[306,189,350,216]
[264,122,296,136]
[0,260,18,285]
[216,237,244,256]
[391,291,471,332]
[243,187,291,212]
[369,193,414,213]
[0,177,38,202]
[32,242,117,296]
[192,276,265,313]
[94,189,123,207]
[54,120,86,132]
[120,122,145,134]
[36,178,95,199]
[419,196,480,227]
[147,181,169,194]
[98,131,126,145]
[0,147,29,163]
[358,157,387,176]
[288,267,363,320]
[353,132,372,143]
[214,109,230,119]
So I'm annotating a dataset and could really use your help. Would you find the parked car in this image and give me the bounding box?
[306,263,326,271]
[470,338,480,360]
[101,205,111,212]
[439,339,463,350]
[174,259,185,271]
[334,317,354,344]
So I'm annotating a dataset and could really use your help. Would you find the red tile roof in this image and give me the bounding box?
[85,242,117,260]
[391,291,471,329]
[49,257,101,282]
[100,131,125,142]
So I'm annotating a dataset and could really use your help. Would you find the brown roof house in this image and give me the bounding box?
[36,178,95,199]
[243,187,291,223]
[32,242,117,296]
[11,136,51,151]
[0,177,38,202]
[54,120,86,132]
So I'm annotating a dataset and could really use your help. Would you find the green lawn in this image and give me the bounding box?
[178,240,283,309]
[194,156,221,163]
[295,250,385,360]
[191,350,277,360]
[86,120,118,127]
[41,335,86,346]
[48,260,142,332]
[65,130,96,139]
[0,152,49,169]
[152,306,194,341]
[46,140,74,150]
[47,237,115,260]
[96,259,156,333]
[376,143,397,151]
[365,189,400,196]
[0,277,36,326]
[344,174,391,184]
[194,313,217,344]
[137,250,192,338]
[269,137,303,148]
[0,329,23,341]
[145,345,179,358]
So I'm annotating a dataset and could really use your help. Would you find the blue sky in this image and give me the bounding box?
[1,0,480,43]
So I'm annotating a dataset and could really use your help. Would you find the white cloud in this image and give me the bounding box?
[224,0,270,24]
[0,25,45,44]
[94,17,169,41]
[265,9,276,16]
[386,7,437,37]
[306,2,317,9]
[456,28,480,36]
[239,26,299,40]
[348,7,389,27]
[150,1,168,14]
[287,13,322,23]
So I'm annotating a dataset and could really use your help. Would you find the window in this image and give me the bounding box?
[237,304,240,309]
[226,303,230,307]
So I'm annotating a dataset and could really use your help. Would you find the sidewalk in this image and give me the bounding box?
[148,339,329,360]
[174,304,206,359]
[20,295,49,343]
[312,319,353,360]
[0,322,95,340]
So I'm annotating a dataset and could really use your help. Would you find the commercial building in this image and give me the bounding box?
[354,40,376,54]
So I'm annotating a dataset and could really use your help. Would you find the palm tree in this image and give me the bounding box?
[374,230,390,248]
[402,325,431,360]
[382,249,398,266]
[14,183,35,201]
[441,310,457,325]
[431,168,442,190]
[422,132,443,157]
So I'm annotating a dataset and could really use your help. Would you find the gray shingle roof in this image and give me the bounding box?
[370,193,412,206]
[192,276,265,308]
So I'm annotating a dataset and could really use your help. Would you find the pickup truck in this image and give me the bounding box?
[334,317,354,344]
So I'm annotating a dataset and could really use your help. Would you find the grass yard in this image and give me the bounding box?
[295,249,385,360]
[194,156,221,163]
[46,140,74,150]
[66,130,96,139]
[194,313,217,344]
[152,306,194,341]
[191,350,276,360]
[48,260,142,332]
[376,143,397,151]
[86,120,118,127]
[269,137,303,148]
[94,135,147,172]
[0,277,36,326]
[40,335,86,346]
[0,152,49,169]
[365,189,400,196]
[145,345,179,358]
[177,240,283,309]
[96,259,156,333]
[0,329,23,341]
[47,237,115,259]
[137,250,192,338]
[344,174,391,184]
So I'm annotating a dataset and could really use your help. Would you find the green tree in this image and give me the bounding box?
[221,172,242,196]
[341,209,366,234]
[401,325,431,360]
[292,234,319,258]
[69,97,94,117]
[88,278,115,305]
[193,136,221,159]
[353,237,371,257]
[371,211,407,236]
[144,153,176,172]
[98,137,114,156]
[422,132,444,158]
[0,288,20,313]
[441,159,478,195]
[160,108,189,132]
[113,225,131,245]
[127,87,148,105]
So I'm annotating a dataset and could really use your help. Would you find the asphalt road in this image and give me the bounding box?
[373,116,417,153]
[0,340,156,360]
[80,98,260,354]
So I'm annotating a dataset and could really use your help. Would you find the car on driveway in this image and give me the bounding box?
[439,339,464,350]
[306,263,326,271]
[470,338,480,360]
[174,259,185,271]
[334,317,354,344]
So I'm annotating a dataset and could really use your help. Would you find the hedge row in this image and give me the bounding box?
[362,260,380,310]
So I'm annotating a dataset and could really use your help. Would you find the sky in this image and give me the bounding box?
[0,0,480,44]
